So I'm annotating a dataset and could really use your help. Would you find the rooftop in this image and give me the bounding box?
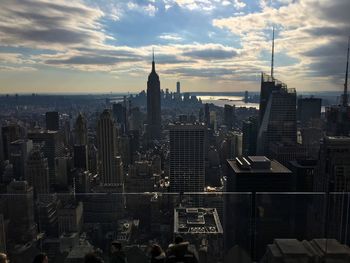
[174,207,223,235]
[227,156,291,174]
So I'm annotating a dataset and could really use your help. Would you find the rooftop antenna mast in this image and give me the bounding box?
[271,26,275,79]
[343,36,350,107]
[152,47,155,71]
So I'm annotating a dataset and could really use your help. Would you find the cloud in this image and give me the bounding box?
[159,34,183,41]
[154,54,194,64]
[45,55,140,65]
[0,65,36,72]
[233,0,246,10]
[127,1,157,16]
[174,0,214,11]
[1,0,348,93]
[0,0,105,50]
[183,45,238,60]
[163,67,233,78]
[212,0,350,87]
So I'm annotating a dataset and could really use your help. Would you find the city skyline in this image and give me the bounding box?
[0,0,349,94]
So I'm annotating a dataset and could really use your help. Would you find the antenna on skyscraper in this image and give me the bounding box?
[271,26,275,79]
[152,47,155,71]
[343,36,350,107]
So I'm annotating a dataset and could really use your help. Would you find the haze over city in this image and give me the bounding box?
[1,0,350,93]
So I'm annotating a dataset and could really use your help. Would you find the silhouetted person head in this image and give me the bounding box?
[0,253,8,263]
[174,235,184,244]
[150,244,166,263]
[32,253,48,263]
[110,241,126,263]
[84,253,104,263]
[150,244,163,258]
[111,241,122,253]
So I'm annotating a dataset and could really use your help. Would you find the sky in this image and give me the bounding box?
[0,0,349,94]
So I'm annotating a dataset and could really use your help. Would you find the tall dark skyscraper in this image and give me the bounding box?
[169,123,205,193]
[1,124,22,160]
[297,97,322,127]
[325,37,350,136]
[176,81,180,94]
[147,51,161,140]
[204,103,210,127]
[97,109,122,185]
[7,181,37,243]
[242,116,258,156]
[28,130,64,185]
[45,111,59,131]
[26,149,50,195]
[224,104,235,129]
[257,29,297,156]
[257,80,297,155]
[74,113,88,145]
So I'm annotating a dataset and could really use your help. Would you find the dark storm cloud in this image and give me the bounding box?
[302,40,349,58]
[315,0,350,25]
[300,0,350,81]
[302,32,349,80]
[304,26,350,38]
[183,48,238,60]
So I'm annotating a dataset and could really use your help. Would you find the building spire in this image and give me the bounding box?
[152,47,155,72]
[271,26,275,79]
[343,36,350,107]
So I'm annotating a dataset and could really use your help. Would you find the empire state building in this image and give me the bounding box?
[147,52,161,140]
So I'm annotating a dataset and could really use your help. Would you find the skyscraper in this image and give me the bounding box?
[325,37,350,136]
[176,81,181,94]
[26,149,50,195]
[1,123,22,160]
[224,104,235,129]
[28,130,64,185]
[112,102,127,133]
[242,116,258,156]
[204,103,210,127]
[257,75,297,156]
[147,51,161,140]
[7,181,37,243]
[9,139,33,180]
[97,109,121,185]
[297,97,321,127]
[259,28,277,125]
[169,123,205,192]
[315,136,350,192]
[314,136,350,245]
[45,111,59,131]
[74,113,88,145]
[73,145,88,170]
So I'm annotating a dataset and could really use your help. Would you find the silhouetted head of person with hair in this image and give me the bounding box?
[84,253,104,263]
[167,236,198,263]
[0,253,9,263]
[150,244,166,263]
[110,241,126,263]
[32,253,48,263]
[174,235,184,244]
